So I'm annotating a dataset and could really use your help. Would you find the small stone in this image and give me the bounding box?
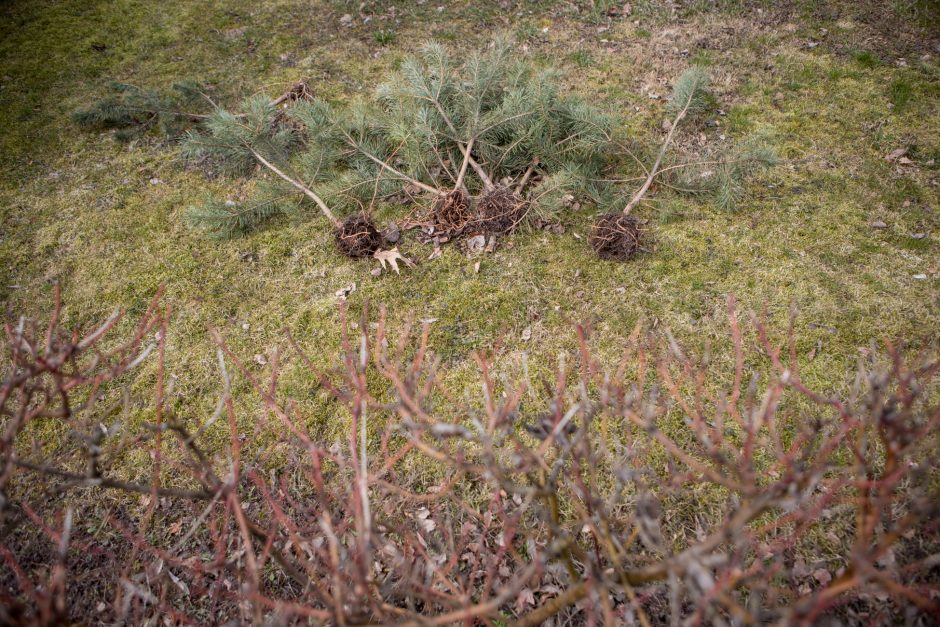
[521,327,532,341]
[912,232,926,240]
[466,234,486,253]
[339,13,353,26]
[912,274,927,280]
[870,220,887,229]
[383,221,401,243]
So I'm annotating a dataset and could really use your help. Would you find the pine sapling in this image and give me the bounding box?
[183,97,384,256]
[72,81,209,141]
[590,68,709,260]
[74,80,313,142]
[377,38,614,240]
[590,69,775,261]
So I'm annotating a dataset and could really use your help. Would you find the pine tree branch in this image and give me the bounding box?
[249,149,339,225]
[454,137,474,190]
[515,157,539,195]
[424,97,496,191]
[119,105,212,120]
[343,134,446,197]
[623,84,698,216]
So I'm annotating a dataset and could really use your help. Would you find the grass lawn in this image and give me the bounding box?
[1,1,940,623]
[1,0,939,453]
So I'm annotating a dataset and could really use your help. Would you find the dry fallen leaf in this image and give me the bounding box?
[335,283,356,300]
[812,568,832,586]
[373,248,415,275]
[428,246,442,261]
[466,234,486,253]
[415,507,436,533]
[168,570,190,596]
[515,588,536,613]
[884,148,907,162]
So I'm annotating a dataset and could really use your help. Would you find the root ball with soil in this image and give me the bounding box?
[335,213,383,257]
[590,212,645,261]
[474,186,529,235]
[430,189,473,237]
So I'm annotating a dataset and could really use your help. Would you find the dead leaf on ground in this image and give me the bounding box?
[374,248,415,275]
[516,588,536,613]
[168,570,190,596]
[466,234,486,253]
[335,283,356,300]
[884,148,907,162]
[428,246,442,261]
[812,569,832,586]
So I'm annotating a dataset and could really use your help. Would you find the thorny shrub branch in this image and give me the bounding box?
[1,289,937,625]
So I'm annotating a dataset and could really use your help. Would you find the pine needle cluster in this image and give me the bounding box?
[375,36,616,207]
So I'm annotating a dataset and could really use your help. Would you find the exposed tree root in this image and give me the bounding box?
[589,212,645,261]
[473,186,529,235]
[429,189,473,237]
[335,214,383,257]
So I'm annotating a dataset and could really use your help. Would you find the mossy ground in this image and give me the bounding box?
[1,0,939,487]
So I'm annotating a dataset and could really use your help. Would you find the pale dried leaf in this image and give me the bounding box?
[168,570,190,596]
[335,283,356,299]
[884,148,907,162]
[813,568,832,586]
[374,248,415,275]
[466,234,486,253]
[516,588,536,613]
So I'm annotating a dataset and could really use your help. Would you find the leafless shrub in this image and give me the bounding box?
[1,290,937,625]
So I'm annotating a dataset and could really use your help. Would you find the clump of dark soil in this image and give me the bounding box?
[590,212,645,261]
[429,189,473,237]
[474,186,529,234]
[335,214,383,257]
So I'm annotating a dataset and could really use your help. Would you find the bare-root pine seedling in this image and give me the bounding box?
[184,99,391,257]
[591,68,709,260]
[591,69,776,261]
[374,37,614,242]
